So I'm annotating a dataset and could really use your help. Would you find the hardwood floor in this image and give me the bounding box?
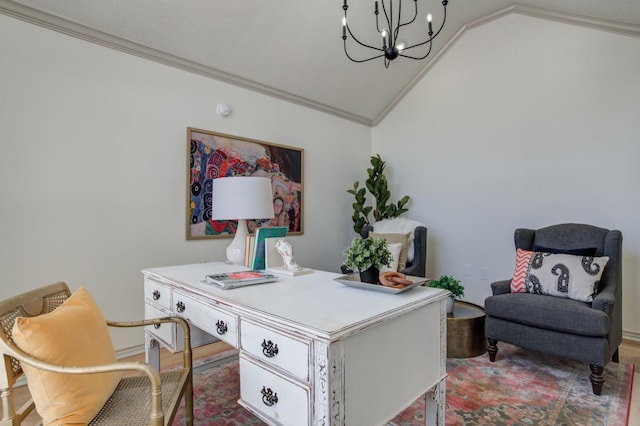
[6,340,639,425]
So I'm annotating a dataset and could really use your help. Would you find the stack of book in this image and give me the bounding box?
[243,226,287,270]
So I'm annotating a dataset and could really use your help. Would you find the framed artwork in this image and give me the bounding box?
[186,128,304,239]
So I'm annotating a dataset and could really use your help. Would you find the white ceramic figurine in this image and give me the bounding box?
[275,239,302,271]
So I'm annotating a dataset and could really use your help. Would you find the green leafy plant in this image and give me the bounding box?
[347,154,410,234]
[430,275,465,299]
[343,237,393,272]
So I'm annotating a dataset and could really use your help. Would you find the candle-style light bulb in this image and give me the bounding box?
[380,29,389,47]
[342,17,347,38]
[427,13,433,35]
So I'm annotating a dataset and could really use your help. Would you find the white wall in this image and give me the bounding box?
[0,14,371,351]
[374,13,640,338]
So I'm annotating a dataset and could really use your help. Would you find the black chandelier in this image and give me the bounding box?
[341,0,449,69]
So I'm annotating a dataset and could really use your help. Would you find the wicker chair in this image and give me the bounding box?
[0,282,193,425]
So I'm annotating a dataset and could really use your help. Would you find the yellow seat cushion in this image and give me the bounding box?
[11,287,121,426]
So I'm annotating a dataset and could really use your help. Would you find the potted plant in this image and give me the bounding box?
[347,154,411,235]
[430,275,465,314]
[343,237,393,284]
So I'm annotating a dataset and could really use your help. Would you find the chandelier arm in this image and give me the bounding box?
[344,42,385,63]
[392,0,402,46]
[403,5,447,51]
[346,24,384,52]
[397,0,418,33]
[398,41,432,60]
[381,0,392,36]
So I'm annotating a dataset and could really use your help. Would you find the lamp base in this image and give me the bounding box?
[226,219,248,265]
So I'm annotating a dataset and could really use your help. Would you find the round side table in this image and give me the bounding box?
[447,301,487,358]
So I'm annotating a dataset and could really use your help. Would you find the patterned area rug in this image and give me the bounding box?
[173,344,633,425]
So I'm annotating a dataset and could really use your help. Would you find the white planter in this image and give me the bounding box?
[445,297,455,314]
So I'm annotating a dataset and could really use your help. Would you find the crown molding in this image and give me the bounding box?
[372,3,640,126]
[2,1,639,128]
[0,0,373,126]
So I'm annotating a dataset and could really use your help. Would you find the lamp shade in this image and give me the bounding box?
[211,176,275,221]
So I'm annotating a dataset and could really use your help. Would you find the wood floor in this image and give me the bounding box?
[6,340,640,425]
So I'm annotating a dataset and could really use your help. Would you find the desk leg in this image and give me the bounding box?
[424,378,445,426]
[145,332,161,371]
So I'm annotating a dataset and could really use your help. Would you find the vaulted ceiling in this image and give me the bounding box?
[2,0,640,125]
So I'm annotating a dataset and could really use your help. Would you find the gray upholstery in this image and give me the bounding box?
[484,223,623,395]
[341,224,427,278]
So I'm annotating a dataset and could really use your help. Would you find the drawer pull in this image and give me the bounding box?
[215,320,228,335]
[261,339,279,358]
[153,323,161,329]
[176,301,186,313]
[261,386,278,407]
[152,290,161,300]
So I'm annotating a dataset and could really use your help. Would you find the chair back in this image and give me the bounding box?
[514,223,623,349]
[0,282,71,424]
[362,218,428,277]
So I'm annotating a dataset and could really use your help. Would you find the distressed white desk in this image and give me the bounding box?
[143,262,447,425]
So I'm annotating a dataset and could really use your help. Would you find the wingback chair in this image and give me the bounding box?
[484,223,622,395]
[341,218,427,278]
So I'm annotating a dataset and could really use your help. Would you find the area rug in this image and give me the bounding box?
[172,344,633,425]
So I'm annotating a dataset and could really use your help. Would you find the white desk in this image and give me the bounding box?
[143,262,447,426]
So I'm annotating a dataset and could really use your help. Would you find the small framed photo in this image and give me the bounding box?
[186,128,304,239]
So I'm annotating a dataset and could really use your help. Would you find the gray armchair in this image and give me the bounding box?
[484,223,622,395]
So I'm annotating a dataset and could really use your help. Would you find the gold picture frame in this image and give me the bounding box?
[186,128,304,239]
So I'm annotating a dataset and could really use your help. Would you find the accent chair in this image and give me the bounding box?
[0,282,194,425]
[484,223,622,395]
[341,217,427,277]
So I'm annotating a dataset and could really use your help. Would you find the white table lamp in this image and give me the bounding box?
[211,176,275,265]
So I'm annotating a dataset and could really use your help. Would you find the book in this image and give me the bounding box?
[244,235,255,267]
[251,226,287,270]
[205,271,278,290]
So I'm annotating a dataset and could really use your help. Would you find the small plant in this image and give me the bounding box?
[430,275,465,299]
[343,237,393,272]
[347,154,410,235]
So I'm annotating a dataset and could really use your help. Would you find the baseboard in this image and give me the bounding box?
[116,343,146,359]
[623,331,640,343]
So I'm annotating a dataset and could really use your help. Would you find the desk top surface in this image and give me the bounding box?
[143,262,446,340]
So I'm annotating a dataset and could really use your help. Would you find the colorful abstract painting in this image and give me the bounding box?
[186,128,303,239]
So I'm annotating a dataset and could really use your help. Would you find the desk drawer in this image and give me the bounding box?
[145,279,172,310]
[145,304,174,348]
[173,290,238,347]
[239,355,310,426]
[241,320,310,382]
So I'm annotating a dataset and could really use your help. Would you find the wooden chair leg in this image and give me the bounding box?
[487,338,498,362]
[589,364,604,395]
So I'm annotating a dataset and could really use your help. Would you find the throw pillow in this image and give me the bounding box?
[372,218,423,263]
[11,287,121,426]
[369,232,411,271]
[510,248,533,293]
[511,249,609,302]
[379,242,403,273]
